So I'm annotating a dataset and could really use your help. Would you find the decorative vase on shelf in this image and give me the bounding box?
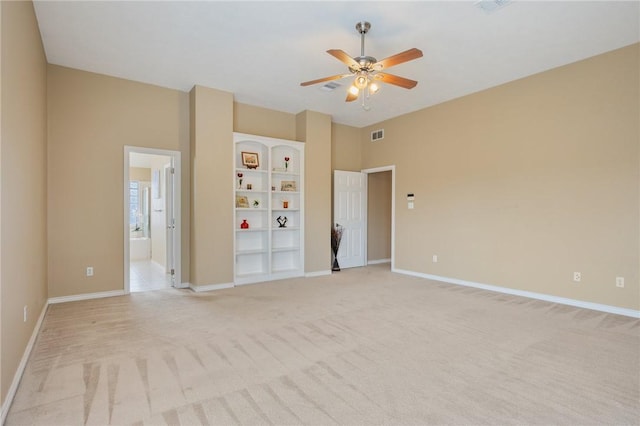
[240,219,249,229]
[284,156,290,172]
[237,172,243,189]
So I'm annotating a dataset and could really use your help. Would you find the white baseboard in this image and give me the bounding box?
[48,289,126,304]
[368,258,391,265]
[305,270,331,278]
[393,268,640,318]
[189,282,234,292]
[1,302,48,425]
[173,282,190,290]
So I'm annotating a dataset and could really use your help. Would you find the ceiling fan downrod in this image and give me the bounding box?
[356,21,370,57]
[355,21,376,69]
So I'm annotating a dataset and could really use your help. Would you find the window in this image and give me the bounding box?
[129,181,139,227]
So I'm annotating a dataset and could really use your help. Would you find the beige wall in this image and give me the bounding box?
[234,102,296,141]
[129,167,151,182]
[367,171,392,262]
[297,111,332,273]
[47,65,190,297]
[1,0,48,403]
[332,123,362,172]
[189,86,234,286]
[361,44,639,310]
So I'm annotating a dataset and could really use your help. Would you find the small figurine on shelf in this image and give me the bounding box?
[282,199,289,209]
[276,216,288,228]
[284,156,290,172]
[240,219,249,229]
[237,172,243,189]
[253,200,260,208]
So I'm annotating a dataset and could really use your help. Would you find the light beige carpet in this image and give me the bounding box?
[6,264,640,425]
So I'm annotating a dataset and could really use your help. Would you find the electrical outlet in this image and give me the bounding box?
[616,277,624,288]
[86,267,94,277]
[573,272,581,282]
[23,306,27,322]
[432,255,438,263]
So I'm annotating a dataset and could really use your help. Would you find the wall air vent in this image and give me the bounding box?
[320,82,341,92]
[371,129,384,142]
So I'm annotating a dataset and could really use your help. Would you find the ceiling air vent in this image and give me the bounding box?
[371,129,384,142]
[475,0,511,13]
[320,81,341,92]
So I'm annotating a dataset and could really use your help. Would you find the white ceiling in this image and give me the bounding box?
[33,1,639,128]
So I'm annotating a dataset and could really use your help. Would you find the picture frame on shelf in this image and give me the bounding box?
[281,180,297,192]
[235,195,249,208]
[241,151,259,169]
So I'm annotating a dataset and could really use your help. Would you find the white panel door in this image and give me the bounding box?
[333,170,366,269]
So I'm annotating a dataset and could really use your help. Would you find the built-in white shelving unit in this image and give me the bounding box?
[234,132,304,285]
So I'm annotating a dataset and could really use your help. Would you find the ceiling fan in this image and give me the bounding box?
[300,21,423,108]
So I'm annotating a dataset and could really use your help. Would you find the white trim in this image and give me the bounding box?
[48,290,126,305]
[393,268,640,318]
[362,166,395,271]
[368,258,391,265]
[1,302,48,425]
[189,282,235,292]
[305,270,332,277]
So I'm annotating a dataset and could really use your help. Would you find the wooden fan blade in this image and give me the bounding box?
[300,74,351,87]
[346,91,358,102]
[327,49,360,69]
[373,48,423,70]
[375,73,418,89]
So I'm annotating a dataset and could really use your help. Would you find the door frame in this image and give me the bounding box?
[362,165,395,270]
[124,146,182,293]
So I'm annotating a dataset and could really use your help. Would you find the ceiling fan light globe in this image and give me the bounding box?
[355,75,368,89]
[348,85,360,96]
[369,82,380,94]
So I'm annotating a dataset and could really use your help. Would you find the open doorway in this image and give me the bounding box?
[124,146,181,293]
[363,166,395,270]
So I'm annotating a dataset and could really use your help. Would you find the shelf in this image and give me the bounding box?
[272,190,299,195]
[236,249,267,255]
[272,208,299,212]
[236,190,268,194]
[235,208,268,211]
[272,226,300,231]
[236,168,268,174]
[236,228,267,232]
[272,171,300,177]
[272,246,300,253]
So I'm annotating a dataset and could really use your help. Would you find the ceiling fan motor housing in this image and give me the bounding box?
[351,56,377,73]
